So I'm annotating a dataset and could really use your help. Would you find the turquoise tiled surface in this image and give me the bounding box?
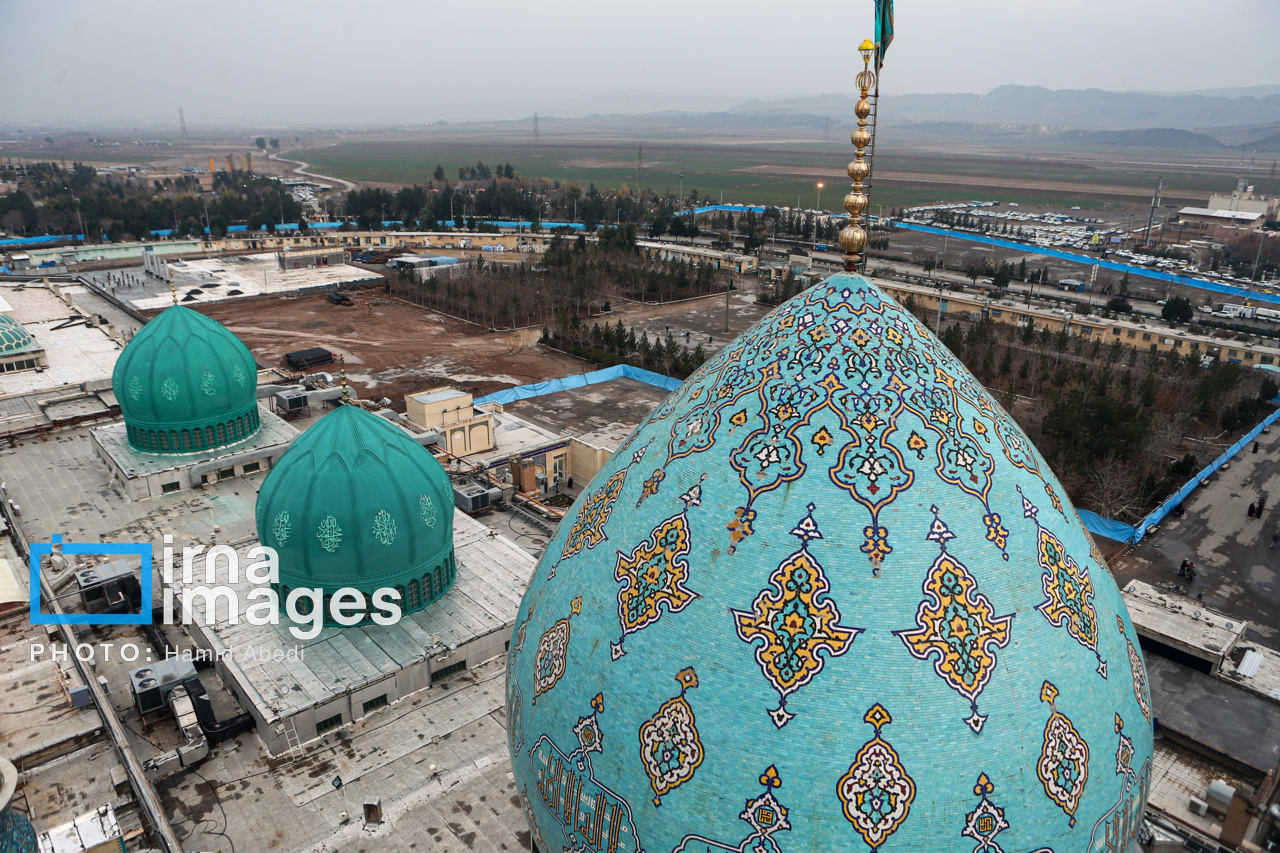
[506,274,1152,853]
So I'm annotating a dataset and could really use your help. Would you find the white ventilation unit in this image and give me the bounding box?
[1188,797,1208,816]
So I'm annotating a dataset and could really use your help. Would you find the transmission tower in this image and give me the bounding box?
[179,107,189,146]
[532,112,540,157]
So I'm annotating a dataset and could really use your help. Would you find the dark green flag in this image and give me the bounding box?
[875,0,894,68]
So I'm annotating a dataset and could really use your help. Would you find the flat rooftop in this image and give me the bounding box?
[91,404,298,478]
[94,253,381,313]
[1122,579,1247,662]
[0,283,121,396]
[502,375,668,452]
[409,387,468,406]
[1145,654,1280,776]
[168,509,536,722]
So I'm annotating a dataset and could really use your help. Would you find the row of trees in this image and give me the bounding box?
[913,304,1277,521]
[542,317,709,379]
[0,163,302,240]
[388,235,723,329]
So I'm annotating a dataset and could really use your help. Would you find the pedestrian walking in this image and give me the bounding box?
[1249,502,1257,518]
[1254,441,1261,454]
[1271,533,1277,550]
[1179,559,1189,576]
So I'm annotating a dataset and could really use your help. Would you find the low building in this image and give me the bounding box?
[1178,207,1265,231]
[404,387,494,456]
[275,248,343,270]
[1122,579,1246,675]
[636,239,759,275]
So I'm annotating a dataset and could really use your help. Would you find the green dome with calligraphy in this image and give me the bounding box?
[255,404,456,618]
[112,305,261,454]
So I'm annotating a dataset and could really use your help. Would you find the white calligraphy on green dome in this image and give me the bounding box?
[372,509,398,546]
[160,378,179,401]
[317,515,343,552]
[200,371,218,396]
[419,494,438,528]
[128,376,142,401]
[272,511,291,546]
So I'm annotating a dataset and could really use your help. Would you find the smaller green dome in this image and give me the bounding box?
[0,315,34,354]
[112,305,260,454]
[256,405,456,619]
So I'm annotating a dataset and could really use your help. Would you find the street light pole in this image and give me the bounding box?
[815,182,824,248]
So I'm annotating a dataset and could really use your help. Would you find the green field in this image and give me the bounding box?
[298,132,1278,212]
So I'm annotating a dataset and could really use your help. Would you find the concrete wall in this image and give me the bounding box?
[568,437,612,484]
[406,389,495,456]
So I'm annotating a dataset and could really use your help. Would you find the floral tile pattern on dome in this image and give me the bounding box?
[894,507,1014,734]
[1037,680,1090,827]
[731,504,861,728]
[672,765,791,853]
[533,596,582,703]
[1023,489,1106,677]
[837,704,915,851]
[505,272,1154,853]
[638,667,703,806]
[611,480,703,660]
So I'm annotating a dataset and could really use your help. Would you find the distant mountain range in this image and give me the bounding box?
[730,85,1280,137]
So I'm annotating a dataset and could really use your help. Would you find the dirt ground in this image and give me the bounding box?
[197,289,589,405]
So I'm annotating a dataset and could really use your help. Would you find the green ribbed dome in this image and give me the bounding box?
[112,305,260,454]
[0,315,34,354]
[256,405,456,618]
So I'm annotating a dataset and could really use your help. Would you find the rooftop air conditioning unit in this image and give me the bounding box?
[1188,797,1209,816]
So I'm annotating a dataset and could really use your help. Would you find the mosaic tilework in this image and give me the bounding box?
[507,273,1153,852]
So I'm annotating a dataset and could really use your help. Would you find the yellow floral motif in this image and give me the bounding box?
[730,410,749,427]
[907,431,928,460]
[611,512,699,659]
[811,426,834,456]
[727,506,756,554]
[973,419,989,441]
[558,469,627,562]
[638,468,665,506]
[772,403,798,421]
[731,509,860,728]
[858,412,880,434]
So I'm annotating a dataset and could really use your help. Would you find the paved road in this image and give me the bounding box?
[1112,423,1280,645]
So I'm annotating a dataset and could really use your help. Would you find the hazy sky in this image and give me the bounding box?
[2,0,1278,126]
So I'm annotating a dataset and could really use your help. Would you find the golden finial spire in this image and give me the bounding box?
[839,39,878,272]
[339,354,349,402]
[168,268,178,305]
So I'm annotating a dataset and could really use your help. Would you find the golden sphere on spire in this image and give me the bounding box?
[839,224,868,253]
[851,128,872,148]
[855,99,872,120]
[844,191,869,215]
[847,160,871,181]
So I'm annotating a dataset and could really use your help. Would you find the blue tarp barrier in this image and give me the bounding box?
[475,364,682,407]
[0,233,84,248]
[676,205,769,216]
[1077,510,1138,544]
[1127,403,1280,543]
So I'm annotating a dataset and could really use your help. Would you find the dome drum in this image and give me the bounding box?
[505,273,1153,853]
[125,403,261,454]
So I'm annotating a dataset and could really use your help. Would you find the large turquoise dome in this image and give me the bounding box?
[112,305,261,453]
[256,404,456,617]
[506,274,1152,853]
